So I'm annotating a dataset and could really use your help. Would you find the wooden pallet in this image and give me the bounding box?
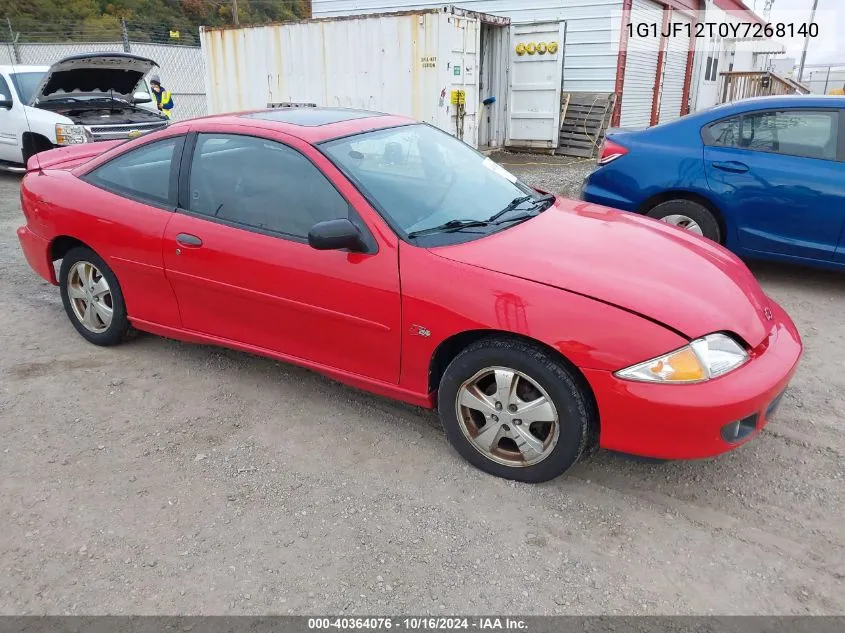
[555,92,616,158]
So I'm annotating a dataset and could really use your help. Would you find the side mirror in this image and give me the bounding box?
[308,219,367,252]
[133,91,152,104]
[0,97,13,110]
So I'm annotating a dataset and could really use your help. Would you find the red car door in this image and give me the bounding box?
[161,128,402,384]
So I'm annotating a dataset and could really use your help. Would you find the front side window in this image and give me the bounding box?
[86,137,180,205]
[187,134,349,239]
[740,110,838,160]
[0,75,11,102]
[321,124,540,243]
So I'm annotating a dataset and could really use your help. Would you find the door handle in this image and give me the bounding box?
[175,233,203,247]
[711,161,749,174]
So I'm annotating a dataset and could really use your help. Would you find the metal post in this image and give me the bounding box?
[6,18,20,64]
[121,18,131,52]
[797,0,819,83]
[233,0,240,25]
[823,65,831,94]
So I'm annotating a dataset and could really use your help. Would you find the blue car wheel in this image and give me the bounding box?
[646,200,721,243]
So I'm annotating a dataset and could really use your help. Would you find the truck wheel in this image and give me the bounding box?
[22,134,54,165]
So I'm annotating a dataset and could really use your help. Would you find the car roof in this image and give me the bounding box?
[167,107,418,144]
[709,94,845,115]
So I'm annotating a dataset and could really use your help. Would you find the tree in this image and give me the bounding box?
[0,0,311,43]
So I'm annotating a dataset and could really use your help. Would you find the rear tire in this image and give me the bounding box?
[646,199,721,243]
[437,337,596,483]
[59,247,130,346]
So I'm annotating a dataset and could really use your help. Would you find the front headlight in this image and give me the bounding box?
[615,333,749,384]
[55,124,89,146]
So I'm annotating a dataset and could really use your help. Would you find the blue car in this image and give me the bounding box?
[581,96,845,270]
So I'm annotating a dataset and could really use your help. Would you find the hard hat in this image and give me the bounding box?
[150,74,161,85]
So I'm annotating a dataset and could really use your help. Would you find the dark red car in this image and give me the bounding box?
[17,108,802,482]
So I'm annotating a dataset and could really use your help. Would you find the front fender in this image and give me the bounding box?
[23,106,72,144]
[397,243,688,396]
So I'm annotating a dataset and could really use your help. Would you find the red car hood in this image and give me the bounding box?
[432,199,772,347]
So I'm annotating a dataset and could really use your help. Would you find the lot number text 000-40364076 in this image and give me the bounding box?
[628,21,818,39]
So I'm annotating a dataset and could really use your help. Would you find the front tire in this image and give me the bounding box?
[437,337,596,483]
[59,247,130,346]
[646,199,721,243]
[22,133,54,166]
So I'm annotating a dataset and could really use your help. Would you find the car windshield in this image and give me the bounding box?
[10,71,45,104]
[321,124,546,243]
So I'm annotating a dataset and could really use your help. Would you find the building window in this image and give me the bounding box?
[709,58,719,81]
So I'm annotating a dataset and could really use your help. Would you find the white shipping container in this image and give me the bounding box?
[199,7,512,149]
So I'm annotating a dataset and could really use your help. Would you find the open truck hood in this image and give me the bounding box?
[31,52,158,105]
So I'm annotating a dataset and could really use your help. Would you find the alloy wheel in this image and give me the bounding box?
[67,261,114,334]
[455,366,559,467]
[660,214,704,235]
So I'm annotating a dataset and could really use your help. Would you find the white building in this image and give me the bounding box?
[689,0,788,111]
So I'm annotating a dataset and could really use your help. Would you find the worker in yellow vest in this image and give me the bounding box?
[149,75,174,119]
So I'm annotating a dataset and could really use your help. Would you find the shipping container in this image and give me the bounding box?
[312,0,623,95]
[199,7,514,149]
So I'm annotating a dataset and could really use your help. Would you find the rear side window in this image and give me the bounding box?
[704,110,839,161]
[704,116,740,147]
[185,133,349,239]
[86,137,181,206]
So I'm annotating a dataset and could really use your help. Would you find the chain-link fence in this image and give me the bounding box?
[1,22,206,120]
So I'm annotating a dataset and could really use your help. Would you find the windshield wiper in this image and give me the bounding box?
[87,96,131,106]
[487,193,556,224]
[487,196,533,223]
[533,192,557,209]
[407,219,491,239]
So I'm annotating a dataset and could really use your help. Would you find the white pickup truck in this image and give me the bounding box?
[0,52,170,171]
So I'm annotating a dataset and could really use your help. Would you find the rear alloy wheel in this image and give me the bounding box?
[59,247,130,346]
[438,337,595,483]
[646,199,721,243]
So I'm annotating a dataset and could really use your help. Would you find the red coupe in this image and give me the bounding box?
[17,108,802,482]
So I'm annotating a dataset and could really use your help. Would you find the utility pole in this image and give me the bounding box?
[233,0,240,25]
[6,18,20,64]
[120,18,131,53]
[797,0,819,83]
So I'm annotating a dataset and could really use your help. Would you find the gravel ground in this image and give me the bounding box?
[0,156,843,616]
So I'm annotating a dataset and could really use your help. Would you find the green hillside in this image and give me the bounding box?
[0,0,311,45]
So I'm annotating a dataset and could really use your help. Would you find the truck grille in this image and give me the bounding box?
[85,121,169,141]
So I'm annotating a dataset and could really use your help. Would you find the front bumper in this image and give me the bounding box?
[17,225,57,285]
[583,301,802,460]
